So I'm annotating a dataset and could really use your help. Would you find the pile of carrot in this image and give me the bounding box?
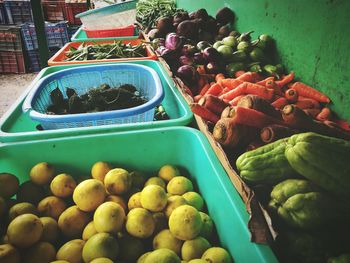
[190,70,350,151]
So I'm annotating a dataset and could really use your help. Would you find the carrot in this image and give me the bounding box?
[219,78,244,90]
[333,119,350,131]
[237,94,282,119]
[190,103,220,123]
[265,80,283,96]
[229,95,245,106]
[291,82,330,103]
[246,141,265,151]
[198,95,229,115]
[281,105,350,139]
[221,106,236,119]
[236,71,261,82]
[194,95,202,102]
[276,71,294,88]
[234,70,246,78]
[197,75,208,90]
[245,83,275,101]
[316,107,332,121]
[213,118,258,149]
[215,73,225,83]
[220,83,247,101]
[256,76,275,86]
[199,83,210,96]
[295,96,320,109]
[271,97,289,109]
[197,65,206,75]
[219,87,231,96]
[303,108,321,118]
[205,83,223,96]
[233,106,285,128]
[260,124,298,143]
[285,88,298,103]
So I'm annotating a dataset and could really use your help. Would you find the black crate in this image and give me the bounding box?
[4,0,33,24]
[0,25,23,51]
[0,0,8,24]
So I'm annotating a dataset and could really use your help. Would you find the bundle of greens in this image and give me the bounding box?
[47,84,147,114]
[64,41,146,61]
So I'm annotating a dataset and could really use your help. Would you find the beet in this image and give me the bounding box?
[173,11,189,27]
[203,47,221,62]
[176,20,199,39]
[156,17,174,35]
[194,8,209,20]
[193,52,206,65]
[179,55,194,66]
[181,44,197,56]
[176,65,198,84]
[216,7,235,25]
[218,24,231,37]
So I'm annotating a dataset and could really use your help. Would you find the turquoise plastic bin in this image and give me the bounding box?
[71,26,140,42]
[0,126,277,263]
[0,60,192,142]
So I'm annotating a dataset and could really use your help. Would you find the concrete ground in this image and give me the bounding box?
[0,73,38,118]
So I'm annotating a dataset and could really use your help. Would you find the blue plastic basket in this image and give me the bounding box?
[27,49,58,72]
[21,21,69,51]
[22,63,164,130]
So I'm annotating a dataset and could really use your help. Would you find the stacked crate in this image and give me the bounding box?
[42,0,89,40]
[21,21,69,71]
[0,25,26,73]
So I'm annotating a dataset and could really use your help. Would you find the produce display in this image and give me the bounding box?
[0,163,233,262]
[65,41,147,61]
[143,6,283,98]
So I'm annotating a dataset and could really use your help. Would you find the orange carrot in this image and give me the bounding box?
[295,96,320,109]
[233,106,285,128]
[271,97,289,109]
[197,65,206,74]
[205,83,223,96]
[276,72,294,88]
[303,108,321,118]
[194,95,202,102]
[316,107,332,121]
[199,83,210,96]
[236,71,261,82]
[215,73,225,83]
[291,82,330,103]
[234,70,246,78]
[245,83,275,101]
[285,88,299,103]
[229,95,245,106]
[334,119,350,131]
[219,78,244,90]
[256,76,275,86]
[266,80,283,96]
[198,75,208,89]
[198,95,229,115]
[220,83,247,101]
[190,103,220,123]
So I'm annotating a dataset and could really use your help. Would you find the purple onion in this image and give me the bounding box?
[165,33,184,51]
[193,52,206,65]
[176,65,197,83]
[181,44,197,56]
[203,47,221,62]
[179,55,194,66]
[205,62,220,74]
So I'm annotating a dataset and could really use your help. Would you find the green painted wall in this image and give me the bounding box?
[176,0,350,121]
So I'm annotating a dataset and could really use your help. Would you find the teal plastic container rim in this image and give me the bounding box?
[71,26,140,42]
[75,0,137,19]
[22,63,164,123]
[0,60,193,142]
[0,126,277,263]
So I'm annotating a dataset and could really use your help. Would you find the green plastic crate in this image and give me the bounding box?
[0,60,192,142]
[0,126,277,263]
[71,26,140,42]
